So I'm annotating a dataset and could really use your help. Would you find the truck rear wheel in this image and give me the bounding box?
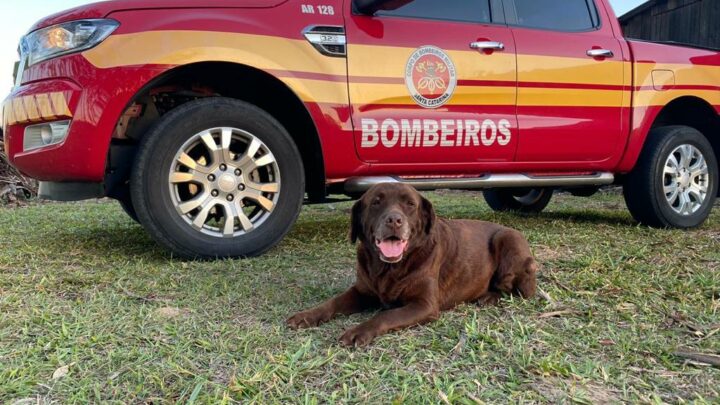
[623,125,718,228]
[483,188,553,214]
[130,97,305,259]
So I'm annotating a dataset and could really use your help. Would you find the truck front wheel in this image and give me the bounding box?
[483,188,553,214]
[117,195,139,223]
[130,98,305,259]
[623,125,718,228]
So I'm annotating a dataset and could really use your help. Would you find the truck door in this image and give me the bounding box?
[506,0,628,165]
[345,0,518,167]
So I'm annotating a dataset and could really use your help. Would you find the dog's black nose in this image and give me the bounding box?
[385,213,404,228]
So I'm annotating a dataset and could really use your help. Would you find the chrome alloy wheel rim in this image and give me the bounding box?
[168,127,281,237]
[663,144,709,216]
[512,189,545,205]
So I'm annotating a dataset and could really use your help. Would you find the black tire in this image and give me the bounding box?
[117,195,140,223]
[483,188,553,214]
[623,125,718,228]
[568,186,600,198]
[130,97,305,259]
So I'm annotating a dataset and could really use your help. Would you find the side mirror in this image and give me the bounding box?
[353,0,413,15]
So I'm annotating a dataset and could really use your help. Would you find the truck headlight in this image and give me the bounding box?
[23,19,119,66]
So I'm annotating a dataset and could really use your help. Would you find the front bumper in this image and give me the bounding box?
[38,181,104,201]
[1,78,101,181]
[1,52,164,184]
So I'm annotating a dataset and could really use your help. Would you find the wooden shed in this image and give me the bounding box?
[619,0,720,49]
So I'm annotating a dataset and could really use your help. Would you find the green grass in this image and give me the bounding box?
[0,190,718,404]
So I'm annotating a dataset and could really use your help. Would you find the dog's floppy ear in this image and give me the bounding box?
[350,199,364,244]
[421,195,436,235]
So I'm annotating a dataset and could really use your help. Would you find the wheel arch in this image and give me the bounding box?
[107,61,326,202]
[618,95,720,174]
[651,96,719,137]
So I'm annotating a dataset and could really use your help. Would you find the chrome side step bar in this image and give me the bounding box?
[344,173,615,194]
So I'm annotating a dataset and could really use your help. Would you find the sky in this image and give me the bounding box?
[0,0,648,93]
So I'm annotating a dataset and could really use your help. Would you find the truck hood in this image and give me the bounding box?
[29,0,288,32]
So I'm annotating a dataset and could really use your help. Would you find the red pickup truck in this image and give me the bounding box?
[3,0,719,258]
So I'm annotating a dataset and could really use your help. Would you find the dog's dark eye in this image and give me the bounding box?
[406,200,416,207]
[372,198,381,206]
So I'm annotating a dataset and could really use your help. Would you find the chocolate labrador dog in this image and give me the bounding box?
[287,183,537,346]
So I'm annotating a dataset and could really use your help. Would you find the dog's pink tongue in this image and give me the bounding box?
[378,240,406,258]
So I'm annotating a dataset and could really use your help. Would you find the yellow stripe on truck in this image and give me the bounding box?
[34,93,56,120]
[11,98,27,123]
[633,62,720,108]
[3,99,16,126]
[517,54,629,86]
[634,62,720,86]
[80,30,720,110]
[520,88,628,107]
[347,44,517,81]
[349,83,516,106]
[83,31,347,77]
[48,92,71,117]
[2,92,72,126]
[23,95,41,122]
[634,89,720,107]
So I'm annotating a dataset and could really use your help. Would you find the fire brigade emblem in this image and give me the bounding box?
[405,46,457,109]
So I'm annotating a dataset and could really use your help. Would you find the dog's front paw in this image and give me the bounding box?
[287,309,328,329]
[339,326,377,347]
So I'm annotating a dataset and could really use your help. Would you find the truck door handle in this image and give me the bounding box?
[587,49,614,58]
[470,41,505,51]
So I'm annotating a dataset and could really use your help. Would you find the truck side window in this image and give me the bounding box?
[511,0,597,31]
[375,0,492,24]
